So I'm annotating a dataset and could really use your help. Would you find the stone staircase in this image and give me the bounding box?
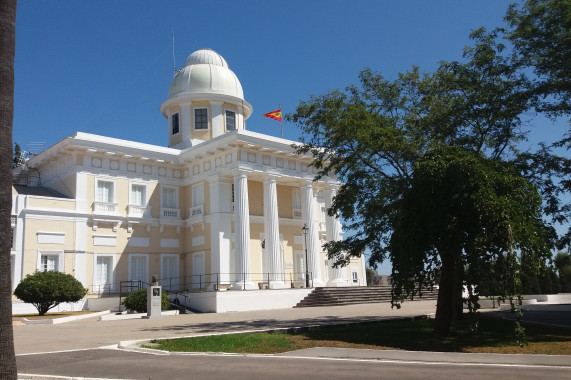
[294,285,439,308]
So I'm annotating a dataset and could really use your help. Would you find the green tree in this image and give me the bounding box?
[13,271,88,316]
[290,0,566,337]
[520,251,542,295]
[12,142,21,168]
[389,147,551,335]
[290,63,552,335]
[554,251,571,291]
[0,0,18,377]
[365,267,378,286]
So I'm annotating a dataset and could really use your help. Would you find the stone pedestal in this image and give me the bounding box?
[146,286,162,319]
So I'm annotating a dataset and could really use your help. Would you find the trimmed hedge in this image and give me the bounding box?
[122,288,170,313]
[14,271,87,316]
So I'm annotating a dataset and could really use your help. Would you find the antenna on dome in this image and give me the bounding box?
[172,28,176,78]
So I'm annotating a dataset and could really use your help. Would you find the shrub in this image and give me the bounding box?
[122,288,170,313]
[14,271,88,316]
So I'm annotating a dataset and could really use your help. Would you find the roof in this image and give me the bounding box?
[12,185,70,199]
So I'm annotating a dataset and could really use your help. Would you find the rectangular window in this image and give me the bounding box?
[194,108,208,130]
[352,270,358,284]
[95,256,113,291]
[162,187,177,208]
[41,255,58,272]
[96,180,114,203]
[129,254,148,283]
[191,183,204,207]
[130,184,146,206]
[161,254,179,290]
[225,110,236,131]
[171,113,180,135]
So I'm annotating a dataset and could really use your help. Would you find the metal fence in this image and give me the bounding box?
[88,271,314,298]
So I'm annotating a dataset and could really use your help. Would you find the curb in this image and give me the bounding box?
[21,311,111,325]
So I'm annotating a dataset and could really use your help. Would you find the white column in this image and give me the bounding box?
[232,172,256,289]
[208,175,232,289]
[264,177,284,288]
[211,101,224,138]
[325,187,346,287]
[301,181,324,287]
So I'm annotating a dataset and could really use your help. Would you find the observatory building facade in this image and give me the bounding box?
[11,49,366,312]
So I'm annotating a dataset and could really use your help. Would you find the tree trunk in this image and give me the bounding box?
[0,0,18,378]
[434,250,457,336]
[454,259,464,320]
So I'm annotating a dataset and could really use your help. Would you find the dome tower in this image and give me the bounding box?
[160,48,253,149]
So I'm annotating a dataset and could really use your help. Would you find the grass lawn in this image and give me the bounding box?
[12,311,94,321]
[147,315,571,355]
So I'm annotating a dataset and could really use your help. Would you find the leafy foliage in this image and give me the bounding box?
[505,0,571,116]
[122,288,170,313]
[13,271,87,316]
[389,146,553,335]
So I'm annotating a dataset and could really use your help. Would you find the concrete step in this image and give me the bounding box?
[295,286,438,308]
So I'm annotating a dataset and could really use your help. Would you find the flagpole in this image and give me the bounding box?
[280,104,283,138]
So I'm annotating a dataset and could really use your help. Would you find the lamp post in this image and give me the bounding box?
[302,223,310,288]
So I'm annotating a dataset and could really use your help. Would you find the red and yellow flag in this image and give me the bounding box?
[264,108,282,122]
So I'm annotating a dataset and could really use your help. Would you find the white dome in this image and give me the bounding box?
[183,48,228,68]
[168,48,243,99]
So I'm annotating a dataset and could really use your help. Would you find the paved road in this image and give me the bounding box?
[16,348,571,380]
[14,301,439,355]
[13,301,571,379]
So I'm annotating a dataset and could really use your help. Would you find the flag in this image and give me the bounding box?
[264,108,282,122]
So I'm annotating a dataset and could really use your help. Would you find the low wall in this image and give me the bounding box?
[86,297,124,312]
[12,298,87,315]
[187,288,313,313]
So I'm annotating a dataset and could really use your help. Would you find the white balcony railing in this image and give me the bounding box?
[94,201,118,214]
[161,207,180,219]
[190,204,204,218]
[128,204,151,218]
[292,208,302,219]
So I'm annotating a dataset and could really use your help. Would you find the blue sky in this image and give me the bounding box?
[13,1,567,273]
[14,0,526,149]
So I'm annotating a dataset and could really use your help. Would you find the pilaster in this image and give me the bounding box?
[211,101,224,138]
[208,175,232,289]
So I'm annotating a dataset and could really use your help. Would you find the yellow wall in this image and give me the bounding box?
[248,181,263,216]
[28,197,76,210]
[277,185,293,218]
[21,219,76,276]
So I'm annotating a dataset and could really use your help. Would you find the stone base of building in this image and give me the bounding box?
[185,288,313,313]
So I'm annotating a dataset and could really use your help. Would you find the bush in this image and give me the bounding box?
[122,288,170,313]
[14,271,87,316]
